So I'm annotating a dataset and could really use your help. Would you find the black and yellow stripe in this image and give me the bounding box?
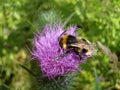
[59,34,78,49]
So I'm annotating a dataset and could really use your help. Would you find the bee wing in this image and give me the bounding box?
[76,37,91,45]
[71,40,96,55]
[70,43,84,48]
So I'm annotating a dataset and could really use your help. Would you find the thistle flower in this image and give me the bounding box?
[32,24,93,79]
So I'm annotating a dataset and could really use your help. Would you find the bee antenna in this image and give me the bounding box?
[58,30,67,41]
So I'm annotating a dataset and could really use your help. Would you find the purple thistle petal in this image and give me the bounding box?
[32,23,93,79]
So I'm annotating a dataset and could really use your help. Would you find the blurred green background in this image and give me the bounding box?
[0,0,120,90]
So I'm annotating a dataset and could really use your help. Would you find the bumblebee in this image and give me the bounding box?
[52,32,95,61]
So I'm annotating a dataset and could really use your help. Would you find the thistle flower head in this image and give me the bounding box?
[32,24,93,79]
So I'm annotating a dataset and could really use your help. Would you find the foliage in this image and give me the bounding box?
[0,0,120,90]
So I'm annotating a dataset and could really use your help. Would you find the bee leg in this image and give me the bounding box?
[73,49,82,60]
[52,50,70,61]
[79,55,82,60]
